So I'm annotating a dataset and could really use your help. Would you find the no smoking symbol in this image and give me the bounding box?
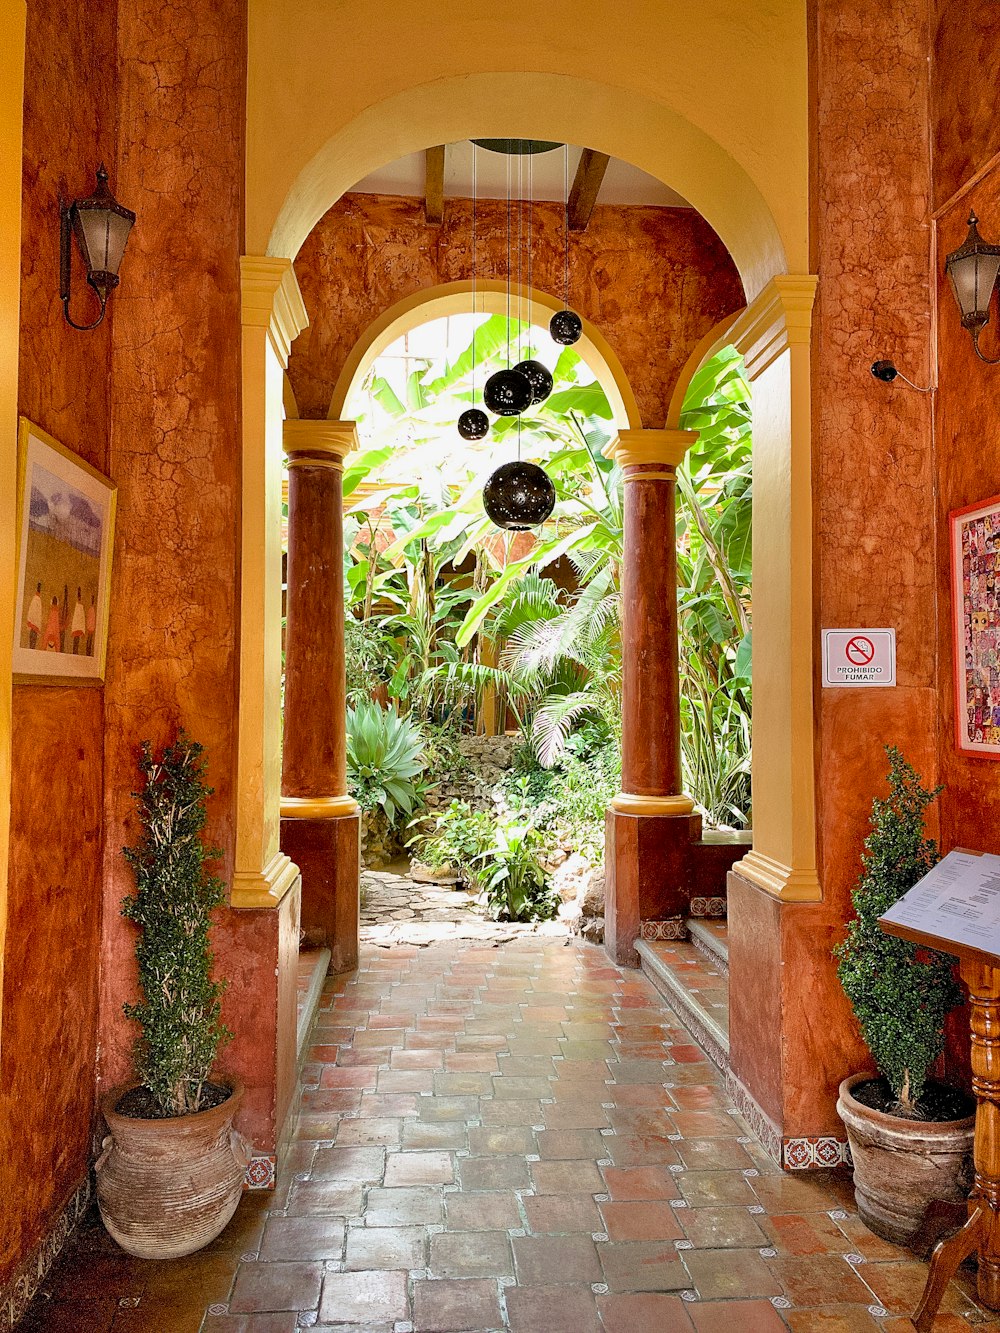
[845,635,875,665]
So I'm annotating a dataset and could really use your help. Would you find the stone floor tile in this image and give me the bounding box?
[748,1170,849,1214]
[535,1129,607,1160]
[334,1116,403,1147]
[596,1291,696,1332]
[678,1205,769,1249]
[682,1246,783,1299]
[522,1193,604,1233]
[601,1165,681,1200]
[311,1145,386,1182]
[446,1189,523,1231]
[830,1213,912,1261]
[785,1309,884,1332]
[608,1106,678,1137]
[411,1277,503,1332]
[458,1153,531,1191]
[228,1260,323,1312]
[344,1225,427,1270]
[364,1187,445,1227]
[504,1283,603,1333]
[467,1124,537,1155]
[669,1108,742,1137]
[686,1299,789,1333]
[604,1133,681,1168]
[599,1200,685,1241]
[512,1232,603,1284]
[432,1070,494,1095]
[541,1102,610,1129]
[258,1216,346,1262]
[417,1094,480,1122]
[319,1066,380,1090]
[317,1269,410,1324]
[676,1169,758,1207]
[597,1239,689,1291]
[480,1098,543,1125]
[428,1228,514,1278]
[383,1149,455,1187]
[761,1209,863,1255]
[530,1158,606,1194]
[766,1254,875,1305]
[285,1180,365,1216]
[857,1259,972,1317]
[401,1120,469,1151]
[676,1137,755,1171]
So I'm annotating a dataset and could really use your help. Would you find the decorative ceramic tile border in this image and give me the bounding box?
[725,1072,783,1166]
[688,925,729,978]
[783,1135,851,1169]
[689,896,727,919]
[245,1154,276,1190]
[0,1176,91,1333]
[640,917,687,941]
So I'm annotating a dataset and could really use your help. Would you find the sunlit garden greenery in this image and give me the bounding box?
[337,314,752,920]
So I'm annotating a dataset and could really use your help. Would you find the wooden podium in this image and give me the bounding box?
[880,914,1000,1328]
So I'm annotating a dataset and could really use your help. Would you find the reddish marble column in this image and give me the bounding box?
[604,429,701,966]
[280,419,360,972]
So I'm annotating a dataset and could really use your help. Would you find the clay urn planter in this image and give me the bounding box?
[837,1073,974,1246]
[99,734,248,1259]
[97,1081,250,1259]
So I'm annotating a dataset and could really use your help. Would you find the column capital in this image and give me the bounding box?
[727,273,818,381]
[603,428,698,472]
[283,418,358,469]
[241,256,308,368]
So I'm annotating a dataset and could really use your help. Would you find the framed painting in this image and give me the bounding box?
[13,418,116,685]
[951,492,1000,757]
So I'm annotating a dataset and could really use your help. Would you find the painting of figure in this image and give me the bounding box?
[12,420,116,684]
[952,495,1000,757]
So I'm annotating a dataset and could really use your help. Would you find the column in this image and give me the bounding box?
[603,429,701,966]
[280,419,361,973]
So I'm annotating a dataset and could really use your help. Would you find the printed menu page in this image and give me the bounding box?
[880,850,1000,954]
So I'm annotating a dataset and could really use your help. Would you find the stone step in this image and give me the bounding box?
[635,935,730,1074]
[687,917,729,976]
[296,946,332,1062]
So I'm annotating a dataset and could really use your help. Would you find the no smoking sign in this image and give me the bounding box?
[823,628,896,687]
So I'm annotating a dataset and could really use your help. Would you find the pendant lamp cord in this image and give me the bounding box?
[563,144,570,310]
[471,142,477,400]
[506,153,511,370]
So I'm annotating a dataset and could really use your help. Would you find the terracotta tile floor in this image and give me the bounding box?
[19,939,997,1331]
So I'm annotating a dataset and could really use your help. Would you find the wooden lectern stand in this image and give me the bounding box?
[880,917,1000,1329]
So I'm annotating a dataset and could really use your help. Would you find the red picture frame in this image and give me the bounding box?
[950,493,1000,758]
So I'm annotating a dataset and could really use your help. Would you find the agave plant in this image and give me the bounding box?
[346,700,426,824]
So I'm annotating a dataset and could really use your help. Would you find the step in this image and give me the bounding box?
[296,946,332,1062]
[635,935,730,1073]
[687,917,729,977]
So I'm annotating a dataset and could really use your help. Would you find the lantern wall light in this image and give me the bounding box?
[60,164,135,331]
[945,211,1000,365]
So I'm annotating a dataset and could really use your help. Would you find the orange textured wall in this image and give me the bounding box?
[0,0,117,1285]
[98,0,247,1105]
[287,194,744,426]
[932,0,1000,213]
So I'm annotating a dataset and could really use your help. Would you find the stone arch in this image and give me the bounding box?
[328,280,643,431]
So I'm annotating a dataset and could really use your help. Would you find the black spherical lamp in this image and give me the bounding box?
[457,408,490,440]
[483,461,556,530]
[549,308,583,346]
[513,358,553,406]
[483,368,533,416]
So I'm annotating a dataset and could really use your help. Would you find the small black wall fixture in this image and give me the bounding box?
[869,359,934,393]
[60,164,135,331]
[945,211,1000,364]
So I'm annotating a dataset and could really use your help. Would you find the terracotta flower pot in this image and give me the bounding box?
[96,1080,250,1259]
[837,1073,975,1246]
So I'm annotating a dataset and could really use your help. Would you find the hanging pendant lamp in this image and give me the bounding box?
[458,142,492,441]
[550,144,582,347]
[484,460,556,530]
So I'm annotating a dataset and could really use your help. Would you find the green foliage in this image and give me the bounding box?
[407,800,495,882]
[502,734,620,864]
[833,748,962,1116]
[345,614,397,705]
[346,701,426,824]
[121,734,231,1118]
[473,818,558,923]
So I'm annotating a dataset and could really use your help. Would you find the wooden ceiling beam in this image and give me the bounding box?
[568,148,610,231]
[425,144,446,225]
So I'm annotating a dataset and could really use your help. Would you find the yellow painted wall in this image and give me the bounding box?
[0,0,26,1054]
[246,0,808,298]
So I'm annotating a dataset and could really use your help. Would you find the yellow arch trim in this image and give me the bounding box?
[665,310,745,428]
[253,71,796,299]
[328,279,642,430]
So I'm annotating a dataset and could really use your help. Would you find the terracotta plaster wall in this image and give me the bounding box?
[98,0,252,1112]
[0,0,117,1285]
[735,0,938,1136]
[287,194,744,426]
[932,0,1000,213]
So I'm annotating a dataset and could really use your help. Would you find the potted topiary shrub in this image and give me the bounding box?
[96,734,249,1259]
[835,746,975,1246]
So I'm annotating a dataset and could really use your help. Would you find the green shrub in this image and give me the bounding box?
[347,701,426,824]
[407,800,494,882]
[345,616,396,705]
[474,819,557,923]
[833,747,963,1117]
[121,734,231,1117]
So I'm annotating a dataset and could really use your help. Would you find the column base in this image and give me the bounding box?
[280,812,361,972]
[604,808,702,967]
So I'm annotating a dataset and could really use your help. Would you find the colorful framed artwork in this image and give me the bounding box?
[951,492,1000,758]
[12,418,116,685]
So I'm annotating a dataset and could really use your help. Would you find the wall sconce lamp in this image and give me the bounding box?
[60,164,135,331]
[945,212,1000,365]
